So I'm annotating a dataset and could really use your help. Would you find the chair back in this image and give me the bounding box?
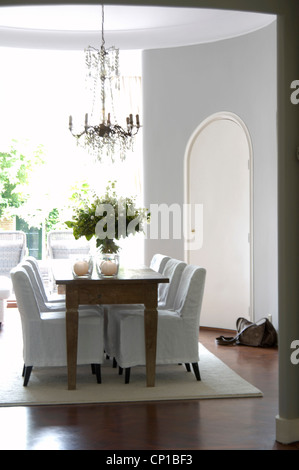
[21,261,49,311]
[150,254,170,274]
[47,230,90,259]
[0,231,26,277]
[158,258,186,309]
[25,256,48,302]
[173,265,206,324]
[10,266,40,321]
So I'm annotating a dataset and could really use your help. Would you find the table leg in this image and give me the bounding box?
[65,287,79,390]
[144,285,158,387]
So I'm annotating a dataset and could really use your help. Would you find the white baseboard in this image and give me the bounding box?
[276,415,299,444]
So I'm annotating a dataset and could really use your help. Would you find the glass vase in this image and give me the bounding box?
[72,255,93,278]
[96,252,119,278]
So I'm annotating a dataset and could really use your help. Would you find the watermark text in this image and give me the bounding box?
[95,202,203,250]
[290,80,299,104]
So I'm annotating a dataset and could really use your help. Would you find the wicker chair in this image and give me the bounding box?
[47,230,90,259]
[0,231,26,278]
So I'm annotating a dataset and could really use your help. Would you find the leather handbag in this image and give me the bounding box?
[216,317,278,347]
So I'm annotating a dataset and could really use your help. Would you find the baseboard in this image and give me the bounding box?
[200,326,236,334]
[276,415,299,444]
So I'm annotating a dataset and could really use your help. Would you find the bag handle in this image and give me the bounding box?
[215,318,267,346]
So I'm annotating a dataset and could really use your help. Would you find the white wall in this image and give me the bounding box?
[142,22,278,329]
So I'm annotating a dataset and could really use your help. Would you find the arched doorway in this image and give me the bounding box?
[184,112,253,330]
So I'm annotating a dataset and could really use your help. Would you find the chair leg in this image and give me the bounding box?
[184,363,191,372]
[23,365,33,386]
[125,368,131,384]
[113,357,117,368]
[92,364,102,384]
[192,362,201,381]
[91,364,95,374]
[118,366,131,383]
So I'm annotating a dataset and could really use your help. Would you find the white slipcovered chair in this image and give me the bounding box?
[104,254,171,358]
[104,258,187,362]
[156,258,187,310]
[11,266,105,386]
[25,256,65,303]
[109,264,206,383]
[149,254,171,273]
[0,231,26,277]
[21,261,66,312]
[21,260,103,318]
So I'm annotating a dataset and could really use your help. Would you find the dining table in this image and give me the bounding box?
[51,260,169,390]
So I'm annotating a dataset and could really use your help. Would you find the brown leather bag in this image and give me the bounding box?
[216,317,278,347]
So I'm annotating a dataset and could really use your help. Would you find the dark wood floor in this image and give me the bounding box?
[0,308,298,451]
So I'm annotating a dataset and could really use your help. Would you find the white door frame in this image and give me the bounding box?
[184,111,254,321]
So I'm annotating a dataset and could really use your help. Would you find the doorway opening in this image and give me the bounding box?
[184,112,253,330]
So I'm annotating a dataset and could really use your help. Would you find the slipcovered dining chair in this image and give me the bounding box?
[104,254,172,357]
[21,261,66,312]
[157,258,187,310]
[109,264,206,383]
[149,254,171,274]
[104,258,187,365]
[21,260,103,317]
[25,256,65,303]
[11,266,105,386]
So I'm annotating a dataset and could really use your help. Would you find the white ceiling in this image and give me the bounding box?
[0,5,276,50]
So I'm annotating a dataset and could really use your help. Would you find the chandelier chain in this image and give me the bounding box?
[101,4,105,48]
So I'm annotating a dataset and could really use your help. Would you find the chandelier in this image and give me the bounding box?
[68,5,141,162]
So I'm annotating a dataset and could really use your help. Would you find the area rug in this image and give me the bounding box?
[0,343,262,407]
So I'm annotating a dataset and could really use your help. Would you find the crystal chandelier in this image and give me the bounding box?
[68,5,141,162]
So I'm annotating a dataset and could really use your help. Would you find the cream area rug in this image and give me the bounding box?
[0,343,262,407]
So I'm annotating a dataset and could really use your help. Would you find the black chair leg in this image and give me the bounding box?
[192,362,201,381]
[125,368,131,384]
[94,364,102,384]
[23,365,33,386]
[91,364,101,383]
[184,363,191,372]
[113,357,117,368]
[118,367,131,383]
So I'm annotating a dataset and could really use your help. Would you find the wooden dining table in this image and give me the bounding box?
[51,260,169,390]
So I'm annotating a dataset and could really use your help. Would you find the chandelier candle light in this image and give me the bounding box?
[68,5,141,161]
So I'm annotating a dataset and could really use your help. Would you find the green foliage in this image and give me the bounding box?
[0,140,45,219]
[45,208,60,233]
[65,181,150,253]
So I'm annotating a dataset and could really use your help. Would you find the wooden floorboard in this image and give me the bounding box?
[0,309,298,451]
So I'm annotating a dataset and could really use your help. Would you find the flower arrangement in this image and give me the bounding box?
[65,181,150,254]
